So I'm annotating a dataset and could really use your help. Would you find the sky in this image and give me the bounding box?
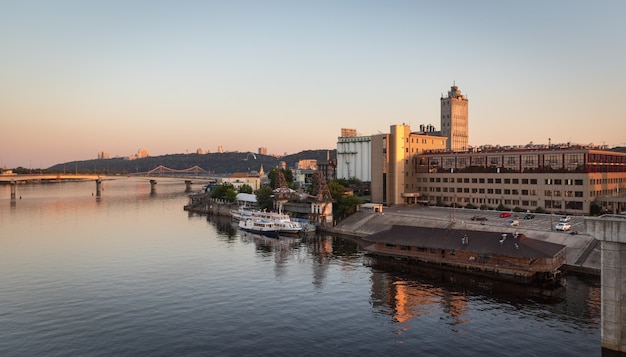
[1,0,625,169]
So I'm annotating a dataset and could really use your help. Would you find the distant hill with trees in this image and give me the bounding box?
[47,149,336,175]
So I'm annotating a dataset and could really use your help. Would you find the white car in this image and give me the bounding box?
[555,222,571,231]
[507,219,520,227]
[559,216,572,222]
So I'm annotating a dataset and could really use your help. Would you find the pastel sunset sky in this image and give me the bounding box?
[2,1,625,168]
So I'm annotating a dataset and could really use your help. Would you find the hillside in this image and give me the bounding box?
[48,149,336,175]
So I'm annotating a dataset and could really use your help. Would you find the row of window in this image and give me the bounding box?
[590,178,626,185]
[417,186,583,197]
[437,196,539,207]
[432,195,584,210]
[422,177,586,185]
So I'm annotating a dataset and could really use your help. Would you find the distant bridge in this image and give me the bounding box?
[0,174,101,183]
[130,165,209,176]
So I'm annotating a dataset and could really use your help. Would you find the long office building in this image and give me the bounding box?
[407,145,626,214]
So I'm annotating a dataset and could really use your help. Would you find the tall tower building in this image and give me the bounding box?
[440,85,469,152]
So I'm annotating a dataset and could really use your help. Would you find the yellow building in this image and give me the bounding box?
[371,124,447,205]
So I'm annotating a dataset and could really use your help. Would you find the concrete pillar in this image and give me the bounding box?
[96,179,102,197]
[185,180,192,193]
[10,181,16,200]
[150,180,157,195]
[585,217,626,352]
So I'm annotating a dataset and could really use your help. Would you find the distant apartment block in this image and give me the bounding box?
[217,145,224,153]
[258,147,268,155]
[137,148,149,159]
[124,148,150,160]
[97,151,109,159]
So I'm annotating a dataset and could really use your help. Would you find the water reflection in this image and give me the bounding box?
[366,255,601,330]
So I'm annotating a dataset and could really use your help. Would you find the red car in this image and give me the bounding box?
[499,212,511,218]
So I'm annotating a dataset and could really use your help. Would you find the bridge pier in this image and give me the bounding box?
[96,179,102,197]
[150,180,157,195]
[585,217,626,353]
[10,181,16,200]
[185,180,193,193]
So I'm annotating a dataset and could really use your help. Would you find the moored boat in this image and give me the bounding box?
[363,225,566,284]
[273,220,303,235]
[238,218,280,238]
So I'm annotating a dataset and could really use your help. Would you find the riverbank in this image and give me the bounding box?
[319,205,600,276]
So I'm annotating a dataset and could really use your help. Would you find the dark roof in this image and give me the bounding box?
[363,225,566,259]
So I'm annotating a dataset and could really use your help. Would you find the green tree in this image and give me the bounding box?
[238,184,253,194]
[224,187,237,202]
[255,187,274,211]
[211,182,235,200]
[334,195,365,221]
[327,180,346,201]
[590,202,602,216]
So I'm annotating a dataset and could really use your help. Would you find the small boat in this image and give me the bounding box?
[273,220,303,235]
[291,218,316,233]
[238,218,280,238]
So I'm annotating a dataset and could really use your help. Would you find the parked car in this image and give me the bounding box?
[560,216,572,222]
[499,212,511,218]
[507,219,520,227]
[471,215,488,221]
[523,213,535,219]
[555,222,571,231]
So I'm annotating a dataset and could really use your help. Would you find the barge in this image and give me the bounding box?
[363,225,566,284]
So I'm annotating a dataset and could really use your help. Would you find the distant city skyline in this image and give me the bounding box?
[2,1,625,169]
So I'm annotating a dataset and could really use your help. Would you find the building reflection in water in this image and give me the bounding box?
[365,255,587,329]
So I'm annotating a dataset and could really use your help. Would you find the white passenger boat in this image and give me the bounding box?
[273,220,303,235]
[238,218,280,238]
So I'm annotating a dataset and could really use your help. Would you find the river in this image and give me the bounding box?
[0,178,606,356]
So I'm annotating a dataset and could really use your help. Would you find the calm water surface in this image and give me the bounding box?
[0,178,603,356]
